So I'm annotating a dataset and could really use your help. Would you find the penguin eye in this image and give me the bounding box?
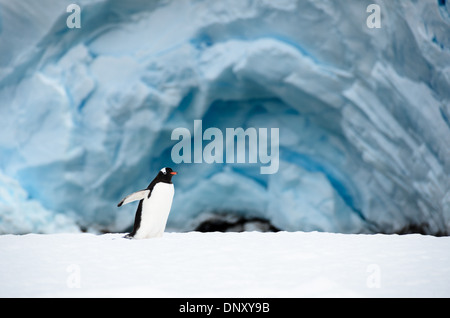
[161,168,167,174]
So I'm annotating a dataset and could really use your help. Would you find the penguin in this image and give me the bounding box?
[118,167,177,239]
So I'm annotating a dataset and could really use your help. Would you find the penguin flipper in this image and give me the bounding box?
[117,190,150,207]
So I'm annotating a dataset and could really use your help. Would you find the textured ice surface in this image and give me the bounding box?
[0,0,449,234]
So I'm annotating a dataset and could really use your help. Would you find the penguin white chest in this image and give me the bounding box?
[134,183,174,239]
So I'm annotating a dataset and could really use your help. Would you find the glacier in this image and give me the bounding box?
[0,0,449,235]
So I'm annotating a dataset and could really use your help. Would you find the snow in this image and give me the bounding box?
[0,0,450,235]
[1,231,450,297]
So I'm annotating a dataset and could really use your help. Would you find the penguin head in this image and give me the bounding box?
[158,167,177,182]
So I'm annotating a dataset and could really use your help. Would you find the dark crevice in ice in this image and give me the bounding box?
[194,213,280,233]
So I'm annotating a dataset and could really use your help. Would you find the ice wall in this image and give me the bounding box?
[0,0,449,234]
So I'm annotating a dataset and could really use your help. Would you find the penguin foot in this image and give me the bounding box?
[123,233,134,239]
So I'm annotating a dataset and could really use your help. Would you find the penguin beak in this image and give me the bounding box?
[170,171,178,175]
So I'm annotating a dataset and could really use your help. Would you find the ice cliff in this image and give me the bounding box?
[0,0,449,235]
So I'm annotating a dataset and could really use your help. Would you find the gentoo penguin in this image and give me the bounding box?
[118,167,177,239]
